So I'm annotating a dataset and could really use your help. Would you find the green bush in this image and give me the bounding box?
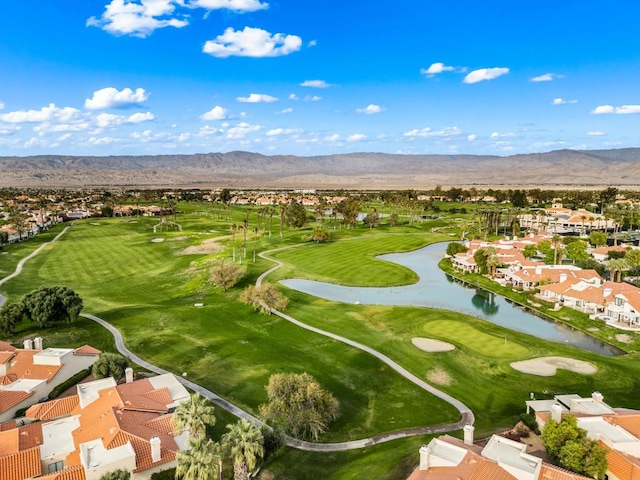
[520,412,540,435]
[49,368,91,399]
[150,469,175,480]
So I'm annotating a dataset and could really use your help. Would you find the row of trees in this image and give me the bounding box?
[0,285,83,336]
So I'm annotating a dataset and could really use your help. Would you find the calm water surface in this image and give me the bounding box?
[280,242,623,356]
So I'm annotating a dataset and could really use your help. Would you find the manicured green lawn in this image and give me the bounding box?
[0,215,460,445]
[5,206,640,479]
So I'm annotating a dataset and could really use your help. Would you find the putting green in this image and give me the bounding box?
[424,320,529,358]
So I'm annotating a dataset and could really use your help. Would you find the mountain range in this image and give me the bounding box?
[1,148,640,189]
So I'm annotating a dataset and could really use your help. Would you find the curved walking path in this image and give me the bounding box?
[0,228,474,451]
[0,226,71,307]
[257,245,475,449]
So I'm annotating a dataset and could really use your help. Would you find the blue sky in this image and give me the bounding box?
[0,0,638,157]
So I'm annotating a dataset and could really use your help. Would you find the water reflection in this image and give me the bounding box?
[471,290,500,316]
[279,242,623,356]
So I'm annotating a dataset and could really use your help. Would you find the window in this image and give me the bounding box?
[47,461,64,473]
[615,297,625,306]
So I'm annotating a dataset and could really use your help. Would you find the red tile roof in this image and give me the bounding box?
[0,390,35,414]
[26,395,79,421]
[0,341,16,352]
[73,345,101,356]
[0,447,42,480]
[38,465,87,480]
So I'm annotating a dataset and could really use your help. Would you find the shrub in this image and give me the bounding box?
[520,412,540,434]
[150,469,175,480]
[49,368,91,399]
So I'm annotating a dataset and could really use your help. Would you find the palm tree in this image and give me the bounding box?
[608,258,628,283]
[222,420,264,480]
[252,228,260,263]
[552,234,562,265]
[176,437,221,480]
[231,224,237,262]
[172,393,216,440]
[242,218,248,258]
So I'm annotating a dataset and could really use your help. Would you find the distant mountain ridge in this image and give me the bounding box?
[1,148,639,189]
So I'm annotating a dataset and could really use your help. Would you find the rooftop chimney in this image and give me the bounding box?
[150,436,161,463]
[592,392,604,403]
[125,367,134,384]
[604,288,612,298]
[551,403,563,423]
[535,267,542,275]
[34,337,43,350]
[463,424,475,446]
[23,339,33,350]
[419,445,431,470]
[559,273,568,283]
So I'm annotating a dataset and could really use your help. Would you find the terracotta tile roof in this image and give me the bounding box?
[73,345,101,356]
[540,463,593,479]
[594,245,628,255]
[26,395,79,421]
[0,351,16,364]
[470,460,518,479]
[109,429,177,472]
[0,341,16,352]
[116,380,169,413]
[0,447,41,480]
[604,441,640,480]
[17,422,43,451]
[3,350,63,383]
[0,390,35,414]
[608,414,640,438]
[0,375,14,385]
[0,420,17,431]
[0,428,19,456]
[37,465,87,480]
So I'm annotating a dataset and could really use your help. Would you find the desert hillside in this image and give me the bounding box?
[1,148,639,189]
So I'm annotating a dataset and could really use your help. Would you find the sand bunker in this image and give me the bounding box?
[181,238,225,255]
[616,334,633,344]
[510,356,597,377]
[151,238,165,243]
[412,337,455,353]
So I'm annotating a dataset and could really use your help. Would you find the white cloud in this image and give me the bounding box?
[95,111,155,128]
[236,93,278,103]
[203,27,302,58]
[490,131,515,139]
[226,122,261,138]
[265,128,302,136]
[85,87,150,109]
[356,104,384,115]
[289,94,298,100]
[588,131,606,136]
[467,134,477,141]
[420,62,455,77]
[552,98,578,105]
[306,95,321,102]
[592,104,640,115]
[300,80,331,88]
[128,112,155,123]
[198,125,222,136]
[463,67,509,84]
[324,134,340,142]
[0,102,4,110]
[200,106,228,120]
[403,126,462,138]
[308,40,317,47]
[1,104,82,123]
[277,107,293,114]
[347,133,366,142]
[187,0,268,12]
[87,0,189,37]
[0,124,21,135]
[88,136,119,145]
[530,73,564,82]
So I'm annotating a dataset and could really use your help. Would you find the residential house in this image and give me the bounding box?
[1,372,190,480]
[527,392,640,480]
[407,424,590,480]
[0,340,100,422]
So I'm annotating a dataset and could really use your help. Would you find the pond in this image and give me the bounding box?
[279,242,624,356]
